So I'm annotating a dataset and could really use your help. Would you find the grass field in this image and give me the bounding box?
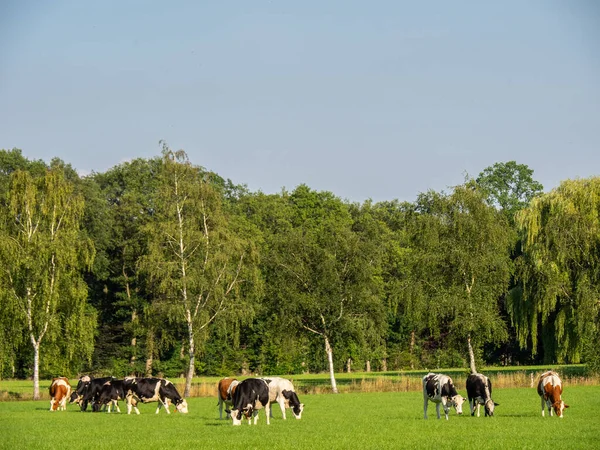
[1,385,598,450]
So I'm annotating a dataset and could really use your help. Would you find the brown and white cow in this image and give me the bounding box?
[49,377,71,411]
[537,371,569,418]
[217,377,239,419]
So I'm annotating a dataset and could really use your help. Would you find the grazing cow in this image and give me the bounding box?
[96,379,138,413]
[537,371,569,418]
[218,377,239,419]
[125,377,188,415]
[69,376,115,412]
[422,373,465,420]
[262,377,304,420]
[49,377,71,411]
[466,373,498,417]
[229,378,271,426]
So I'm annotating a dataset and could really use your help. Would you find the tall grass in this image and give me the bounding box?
[2,367,598,401]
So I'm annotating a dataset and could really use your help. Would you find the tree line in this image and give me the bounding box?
[0,147,599,398]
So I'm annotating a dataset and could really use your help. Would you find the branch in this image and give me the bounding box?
[277,262,310,292]
[303,323,323,337]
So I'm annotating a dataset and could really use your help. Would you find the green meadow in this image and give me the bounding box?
[1,385,598,450]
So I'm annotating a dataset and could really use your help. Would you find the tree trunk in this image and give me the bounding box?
[467,335,477,374]
[130,309,137,366]
[381,358,387,372]
[32,342,40,400]
[366,360,371,372]
[324,336,338,394]
[184,319,195,398]
[346,358,352,373]
[145,330,154,377]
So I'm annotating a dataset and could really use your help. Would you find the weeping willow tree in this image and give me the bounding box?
[509,177,600,364]
[0,167,95,397]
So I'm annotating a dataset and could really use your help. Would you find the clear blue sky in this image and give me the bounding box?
[1,0,598,202]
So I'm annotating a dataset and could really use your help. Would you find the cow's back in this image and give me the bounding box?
[218,377,237,401]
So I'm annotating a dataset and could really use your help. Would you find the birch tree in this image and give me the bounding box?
[406,183,513,366]
[266,186,385,392]
[0,167,94,398]
[142,144,259,396]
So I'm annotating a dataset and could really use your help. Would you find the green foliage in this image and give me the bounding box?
[399,182,513,358]
[2,147,598,378]
[511,177,600,364]
[0,164,96,391]
[477,160,544,224]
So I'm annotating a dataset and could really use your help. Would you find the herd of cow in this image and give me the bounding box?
[48,374,304,425]
[48,369,568,423]
[423,370,569,420]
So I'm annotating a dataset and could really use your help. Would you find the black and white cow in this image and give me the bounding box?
[262,377,304,420]
[69,376,115,412]
[466,373,498,417]
[96,379,138,413]
[423,373,465,420]
[125,377,188,415]
[229,378,271,426]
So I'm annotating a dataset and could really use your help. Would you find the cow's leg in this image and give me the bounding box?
[442,399,450,420]
[113,400,121,413]
[476,402,481,418]
[218,398,223,419]
[266,402,271,425]
[423,396,429,420]
[541,396,545,417]
[278,398,286,420]
[469,398,475,416]
[435,402,441,420]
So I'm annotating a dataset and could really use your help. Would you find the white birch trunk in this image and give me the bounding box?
[184,317,195,398]
[324,336,338,394]
[467,335,477,374]
[32,341,40,400]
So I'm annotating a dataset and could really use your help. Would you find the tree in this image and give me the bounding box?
[509,177,600,363]
[142,144,259,396]
[404,182,513,367]
[0,167,95,398]
[90,158,162,375]
[476,161,543,225]
[266,186,385,392]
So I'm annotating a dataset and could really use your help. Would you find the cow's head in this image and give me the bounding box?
[175,399,189,414]
[69,391,81,404]
[292,403,304,419]
[452,395,465,415]
[552,400,568,418]
[230,408,243,425]
[484,399,499,417]
[50,398,58,411]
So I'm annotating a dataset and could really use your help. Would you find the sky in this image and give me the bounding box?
[1,1,598,203]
